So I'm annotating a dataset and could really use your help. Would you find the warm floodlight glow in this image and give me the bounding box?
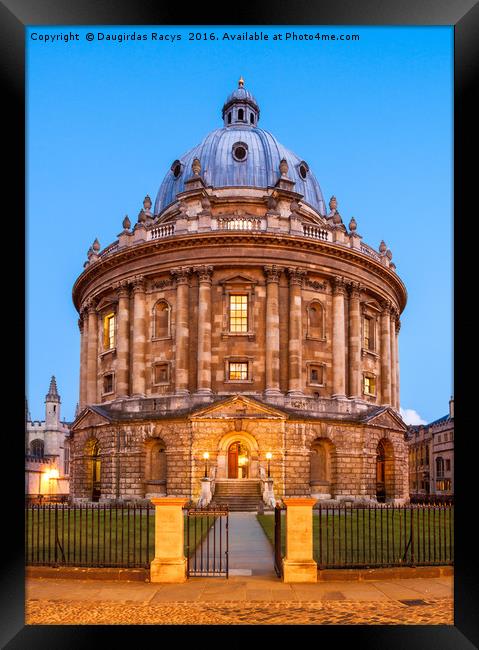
[266,452,272,460]
[47,469,59,480]
[203,452,209,460]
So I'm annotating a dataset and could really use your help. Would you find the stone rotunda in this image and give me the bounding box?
[70,77,408,507]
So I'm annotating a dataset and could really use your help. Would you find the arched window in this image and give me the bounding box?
[376,440,386,502]
[238,108,244,121]
[307,301,324,339]
[250,113,255,124]
[145,439,167,496]
[153,300,171,339]
[436,456,444,478]
[228,112,232,124]
[310,439,334,498]
[30,439,44,457]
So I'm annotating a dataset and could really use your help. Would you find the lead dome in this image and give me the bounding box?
[154,78,326,215]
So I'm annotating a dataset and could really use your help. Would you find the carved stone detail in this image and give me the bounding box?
[332,276,347,295]
[130,275,145,292]
[264,264,283,283]
[287,267,307,286]
[170,266,191,285]
[194,265,214,283]
[306,279,326,292]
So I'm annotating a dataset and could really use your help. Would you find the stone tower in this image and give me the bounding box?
[44,376,61,456]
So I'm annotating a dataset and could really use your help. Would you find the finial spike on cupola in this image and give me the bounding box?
[192,158,201,176]
[238,75,244,88]
[92,238,100,252]
[122,215,131,231]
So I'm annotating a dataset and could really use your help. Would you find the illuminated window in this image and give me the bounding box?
[229,362,248,381]
[229,295,248,332]
[363,316,374,350]
[363,375,376,396]
[103,313,115,349]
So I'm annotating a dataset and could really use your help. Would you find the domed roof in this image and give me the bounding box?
[154,80,327,217]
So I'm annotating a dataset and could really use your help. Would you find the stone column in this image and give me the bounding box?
[395,319,401,410]
[264,265,282,395]
[390,308,398,410]
[332,276,347,398]
[195,265,213,394]
[86,300,98,405]
[287,268,306,396]
[171,267,191,395]
[150,497,189,583]
[79,309,88,409]
[131,276,146,397]
[116,280,130,397]
[282,498,317,583]
[348,282,361,398]
[380,300,392,405]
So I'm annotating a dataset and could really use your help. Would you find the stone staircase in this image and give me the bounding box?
[212,479,262,512]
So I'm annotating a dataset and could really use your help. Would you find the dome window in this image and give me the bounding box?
[250,113,255,124]
[228,112,232,124]
[299,161,309,180]
[238,108,244,121]
[232,142,248,162]
[171,160,183,178]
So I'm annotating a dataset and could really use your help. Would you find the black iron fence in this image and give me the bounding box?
[315,503,454,569]
[409,494,454,505]
[25,502,155,568]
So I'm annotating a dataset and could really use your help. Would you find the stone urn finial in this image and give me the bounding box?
[87,246,93,259]
[138,209,146,223]
[201,195,211,210]
[386,249,393,260]
[122,215,131,231]
[329,196,337,213]
[279,158,289,177]
[349,217,357,232]
[192,158,201,176]
[332,212,342,225]
[379,240,387,254]
[143,195,152,212]
[92,238,100,252]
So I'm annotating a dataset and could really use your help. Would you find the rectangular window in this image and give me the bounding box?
[363,316,374,350]
[309,365,324,385]
[103,373,114,394]
[154,363,169,385]
[103,313,115,349]
[229,295,248,333]
[229,361,248,381]
[363,375,376,396]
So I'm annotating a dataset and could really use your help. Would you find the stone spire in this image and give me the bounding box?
[45,376,60,403]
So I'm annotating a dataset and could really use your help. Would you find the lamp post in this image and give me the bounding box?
[203,452,209,478]
[266,452,272,478]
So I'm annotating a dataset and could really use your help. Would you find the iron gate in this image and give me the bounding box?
[186,505,229,577]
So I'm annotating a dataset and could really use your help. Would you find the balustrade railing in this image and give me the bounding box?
[360,243,381,262]
[302,224,329,241]
[149,223,175,240]
[217,216,262,231]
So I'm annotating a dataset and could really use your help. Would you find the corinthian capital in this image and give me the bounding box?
[348,281,362,299]
[380,299,393,314]
[332,276,347,295]
[193,265,214,283]
[129,275,146,293]
[264,264,283,283]
[113,279,130,297]
[170,266,191,285]
[287,267,307,286]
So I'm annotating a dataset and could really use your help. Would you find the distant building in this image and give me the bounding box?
[25,377,72,497]
[406,398,454,497]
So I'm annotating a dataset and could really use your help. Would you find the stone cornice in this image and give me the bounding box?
[72,232,407,312]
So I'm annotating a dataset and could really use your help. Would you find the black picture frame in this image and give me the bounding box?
[5,0,476,646]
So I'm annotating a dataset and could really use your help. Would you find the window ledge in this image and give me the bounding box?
[307,382,326,388]
[224,379,254,384]
[102,390,115,397]
[100,348,116,358]
[361,348,379,358]
[306,336,327,343]
[222,332,256,341]
[151,336,172,342]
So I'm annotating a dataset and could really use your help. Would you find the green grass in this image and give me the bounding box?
[25,507,216,567]
[257,507,454,568]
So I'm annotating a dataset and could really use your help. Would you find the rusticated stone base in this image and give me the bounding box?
[282,559,318,583]
[150,558,187,583]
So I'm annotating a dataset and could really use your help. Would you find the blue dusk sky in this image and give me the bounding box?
[26,25,453,424]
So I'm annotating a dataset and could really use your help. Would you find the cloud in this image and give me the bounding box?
[400,408,427,425]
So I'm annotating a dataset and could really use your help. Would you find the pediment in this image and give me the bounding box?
[218,274,257,287]
[191,395,287,420]
[363,407,407,431]
[71,407,112,431]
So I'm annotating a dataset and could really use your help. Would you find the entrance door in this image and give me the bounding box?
[376,442,386,503]
[92,443,101,502]
[227,442,250,478]
[228,443,239,478]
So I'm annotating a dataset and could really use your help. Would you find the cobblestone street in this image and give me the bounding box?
[25,574,454,626]
[26,596,453,625]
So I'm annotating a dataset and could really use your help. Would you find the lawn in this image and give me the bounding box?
[257,506,454,568]
[25,506,216,567]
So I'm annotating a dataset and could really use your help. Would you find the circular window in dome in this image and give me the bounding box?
[171,160,182,178]
[232,142,248,162]
[298,161,309,180]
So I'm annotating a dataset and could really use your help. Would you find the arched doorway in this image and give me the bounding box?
[144,438,167,496]
[91,440,101,502]
[310,438,335,499]
[227,441,250,478]
[375,439,394,503]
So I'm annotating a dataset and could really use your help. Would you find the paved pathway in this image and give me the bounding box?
[26,574,453,625]
[227,512,275,576]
